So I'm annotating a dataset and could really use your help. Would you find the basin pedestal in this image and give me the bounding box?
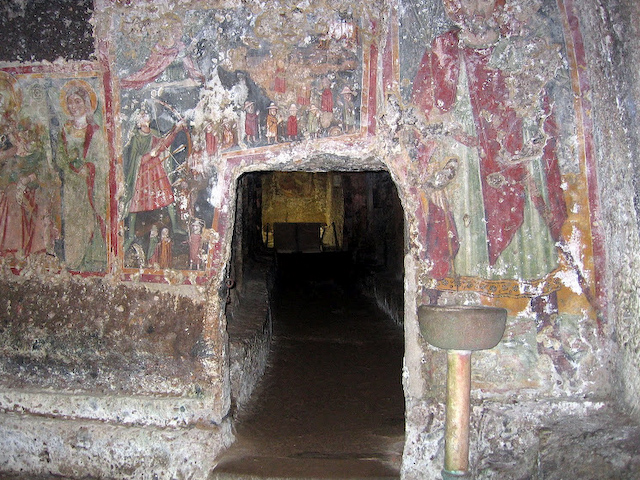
[418,305,507,480]
[443,350,472,479]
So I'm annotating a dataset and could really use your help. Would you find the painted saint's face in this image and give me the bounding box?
[138,112,151,131]
[67,93,88,119]
[473,0,497,17]
[450,0,497,21]
[158,20,182,48]
[446,0,500,46]
[462,0,496,16]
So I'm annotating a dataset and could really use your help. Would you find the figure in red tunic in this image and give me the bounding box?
[274,59,286,94]
[123,110,188,251]
[186,219,204,270]
[320,77,335,134]
[120,13,204,90]
[148,226,172,269]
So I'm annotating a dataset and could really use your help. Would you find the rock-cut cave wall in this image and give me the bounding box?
[0,0,638,478]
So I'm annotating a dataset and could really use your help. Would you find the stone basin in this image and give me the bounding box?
[418,305,507,351]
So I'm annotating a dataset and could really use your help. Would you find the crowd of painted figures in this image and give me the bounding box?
[238,84,359,148]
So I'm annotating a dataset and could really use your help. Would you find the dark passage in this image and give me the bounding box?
[214,253,405,479]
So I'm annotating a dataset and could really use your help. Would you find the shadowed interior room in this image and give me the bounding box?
[1,1,640,479]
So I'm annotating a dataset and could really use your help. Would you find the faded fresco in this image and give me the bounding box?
[0,71,109,273]
[0,0,596,299]
[392,0,599,379]
[115,3,365,271]
[397,0,586,296]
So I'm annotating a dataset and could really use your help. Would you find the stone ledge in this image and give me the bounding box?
[0,387,225,427]
[227,269,273,413]
[0,412,233,480]
[402,398,637,479]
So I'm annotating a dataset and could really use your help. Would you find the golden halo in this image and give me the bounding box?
[0,71,22,113]
[60,79,98,117]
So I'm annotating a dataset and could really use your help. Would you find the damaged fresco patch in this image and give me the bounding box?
[397,0,581,293]
[114,1,368,273]
[0,0,95,63]
[388,0,605,385]
[385,0,609,426]
[0,70,109,273]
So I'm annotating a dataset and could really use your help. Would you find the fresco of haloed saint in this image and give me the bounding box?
[0,72,109,273]
[399,0,579,293]
[115,4,364,270]
[55,79,109,272]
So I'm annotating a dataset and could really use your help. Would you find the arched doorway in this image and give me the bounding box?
[217,170,406,478]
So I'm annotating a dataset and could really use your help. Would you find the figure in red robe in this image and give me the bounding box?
[149,227,172,269]
[244,101,259,145]
[287,104,298,140]
[411,0,566,279]
[274,61,286,94]
[128,119,185,214]
[320,77,333,113]
[120,13,204,90]
[123,111,188,251]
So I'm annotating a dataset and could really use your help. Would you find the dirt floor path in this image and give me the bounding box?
[212,255,406,479]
